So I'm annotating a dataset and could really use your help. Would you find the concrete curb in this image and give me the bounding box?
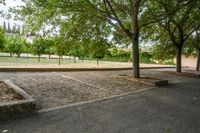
[0,80,36,120]
[0,67,176,72]
[154,80,169,86]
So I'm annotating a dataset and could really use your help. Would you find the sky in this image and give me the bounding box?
[0,0,24,27]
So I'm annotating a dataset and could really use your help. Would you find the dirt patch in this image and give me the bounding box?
[0,81,24,102]
[162,71,197,78]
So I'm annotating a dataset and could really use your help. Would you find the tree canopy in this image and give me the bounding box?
[3,0,200,76]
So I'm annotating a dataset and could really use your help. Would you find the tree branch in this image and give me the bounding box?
[85,0,107,14]
[141,0,194,28]
[105,0,132,38]
[184,24,200,42]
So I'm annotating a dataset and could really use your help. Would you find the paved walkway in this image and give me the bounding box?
[0,79,200,133]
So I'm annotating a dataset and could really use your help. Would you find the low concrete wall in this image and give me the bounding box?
[0,66,176,72]
[182,55,197,68]
[0,80,36,120]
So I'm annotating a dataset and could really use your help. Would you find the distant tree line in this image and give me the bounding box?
[0,25,156,66]
[0,21,199,68]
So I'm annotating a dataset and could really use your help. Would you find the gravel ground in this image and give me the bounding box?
[0,81,23,102]
[0,69,192,109]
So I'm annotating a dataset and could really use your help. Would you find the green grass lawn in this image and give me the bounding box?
[0,56,134,68]
[0,56,173,68]
[0,56,93,65]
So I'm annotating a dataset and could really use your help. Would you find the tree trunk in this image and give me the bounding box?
[26,53,28,59]
[97,58,99,66]
[74,57,76,63]
[131,0,141,78]
[196,50,200,71]
[10,52,12,57]
[59,56,61,66]
[132,38,140,78]
[48,54,51,59]
[38,55,40,62]
[176,47,182,73]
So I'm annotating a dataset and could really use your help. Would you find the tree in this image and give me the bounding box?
[12,0,200,76]
[12,0,144,78]
[13,39,23,58]
[184,31,200,71]
[7,22,11,33]
[12,25,16,34]
[3,21,6,32]
[4,35,15,57]
[21,26,25,36]
[0,27,5,50]
[85,0,142,77]
[21,38,30,59]
[31,37,46,62]
[43,38,55,59]
[17,25,21,35]
[78,41,90,62]
[68,41,84,64]
[194,32,200,71]
[141,25,176,64]
[5,35,24,58]
[89,39,110,66]
[151,0,200,72]
[53,36,69,65]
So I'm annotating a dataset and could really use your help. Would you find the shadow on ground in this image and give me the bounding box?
[0,78,199,133]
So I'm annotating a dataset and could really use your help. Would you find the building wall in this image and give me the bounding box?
[181,55,197,68]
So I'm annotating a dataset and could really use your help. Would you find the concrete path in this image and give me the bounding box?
[0,79,199,133]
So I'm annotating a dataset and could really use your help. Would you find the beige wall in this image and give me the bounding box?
[181,55,197,68]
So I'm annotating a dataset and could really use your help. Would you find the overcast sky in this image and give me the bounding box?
[0,0,24,27]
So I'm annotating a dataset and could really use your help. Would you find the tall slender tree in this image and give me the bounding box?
[17,25,21,35]
[7,22,11,33]
[12,25,16,34]
[3,21,6,32]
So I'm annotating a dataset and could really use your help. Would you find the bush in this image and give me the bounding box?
[139,52,155,64]
[103,48,131,62]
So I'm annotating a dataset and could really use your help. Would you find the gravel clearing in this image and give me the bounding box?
[0,69,191,109]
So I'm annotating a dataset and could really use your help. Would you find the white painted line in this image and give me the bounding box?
[38,87,156,113]
[56,73,109,93]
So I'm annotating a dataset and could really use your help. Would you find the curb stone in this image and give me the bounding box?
[0,80,36,120]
